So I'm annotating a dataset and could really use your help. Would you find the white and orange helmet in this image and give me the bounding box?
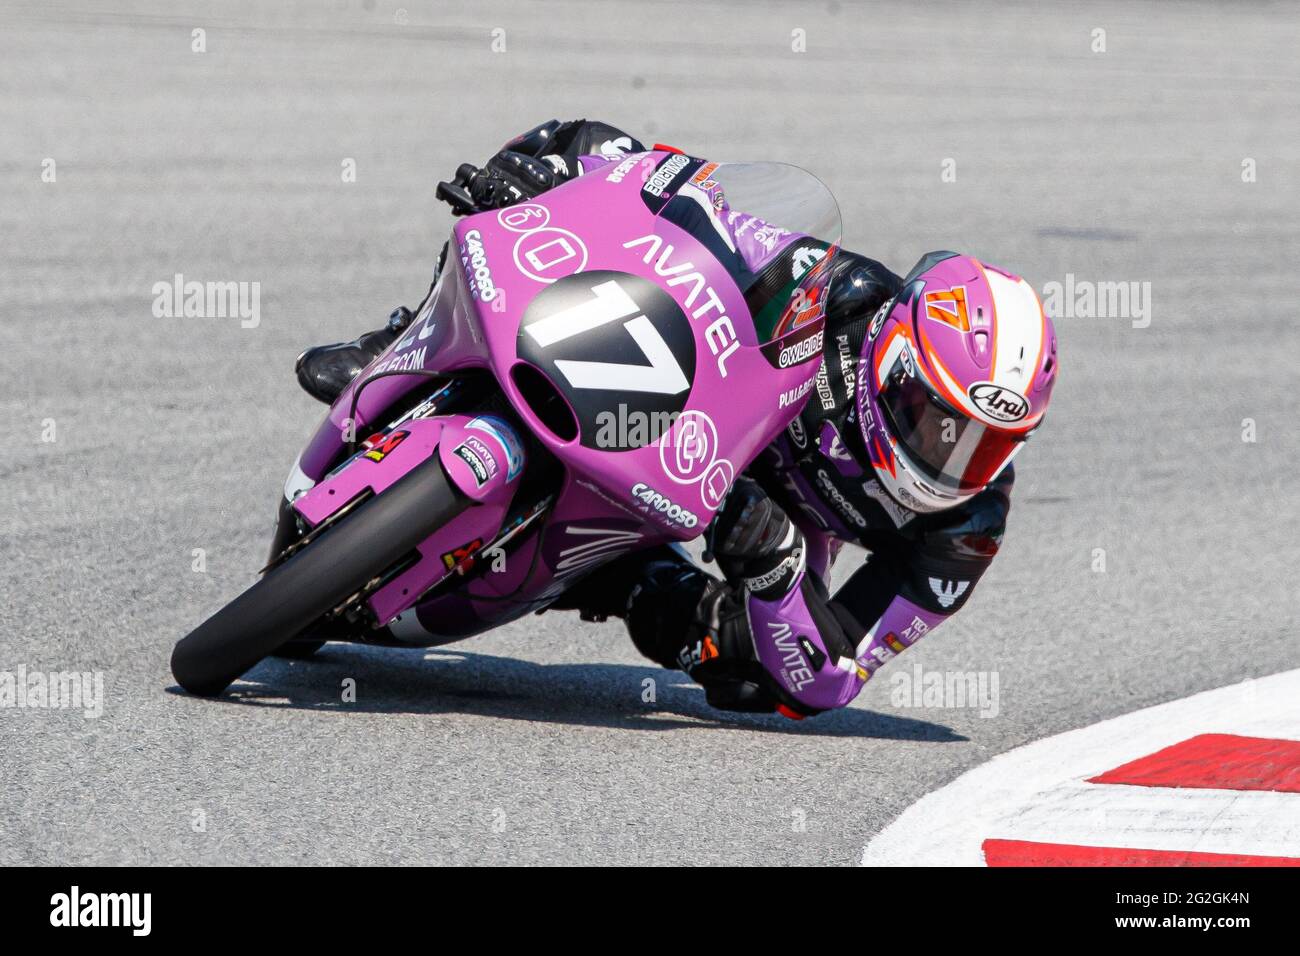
[856,251,1059,513]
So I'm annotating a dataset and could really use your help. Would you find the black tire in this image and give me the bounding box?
[171,455,466,697]
[272,640,325,660]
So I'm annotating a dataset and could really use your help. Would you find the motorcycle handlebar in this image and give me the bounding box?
[435,162,484,217]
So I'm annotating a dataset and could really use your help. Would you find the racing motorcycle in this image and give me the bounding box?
[170,151,841,696]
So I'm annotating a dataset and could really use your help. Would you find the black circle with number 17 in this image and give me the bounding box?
[517,270,697,449]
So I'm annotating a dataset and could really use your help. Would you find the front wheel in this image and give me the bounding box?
[170,455,467,697]
[272,639,325,660]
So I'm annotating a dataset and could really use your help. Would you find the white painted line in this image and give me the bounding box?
[861,669,1300,866]
[987,782,1300,858]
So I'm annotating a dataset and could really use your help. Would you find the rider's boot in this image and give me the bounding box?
[550,546,715,654]
[294,306,414,405]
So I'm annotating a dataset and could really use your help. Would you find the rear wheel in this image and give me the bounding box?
[170,455,466,697]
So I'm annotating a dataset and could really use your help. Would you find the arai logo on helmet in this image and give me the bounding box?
[968,382,1030,423]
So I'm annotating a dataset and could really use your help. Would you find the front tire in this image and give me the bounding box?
[272,639,325,660]
[170,455,466,697]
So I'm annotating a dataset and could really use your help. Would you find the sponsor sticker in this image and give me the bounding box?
[497,202,550,233]
[622,233,740,379]
[362,429,409,463]
[790,245,826,278]
[643,153,691,198]
[796,634,826,672]
[700,458,734,510]
[778,375,817,409]
[453,442,491,486]
[459,229,498,302]
[690,161,720,187]
[599,136,635,159]
[513,227,589,284]
[769,621,816,693]
[605,153,645,184]
[659,409,718,484]
[630,481,699,529]
[780,329,823,367]
[372,347,427,374]
[760,321,824,369]
[928,577,971,609]
[639,154,703,213]
[868,301,890,341]
[788,415,808,449]
[467,416,524,480]
[744,546,804,597]
[968,382,1030,423]
[441,538,484,573]
[815,467,867,528]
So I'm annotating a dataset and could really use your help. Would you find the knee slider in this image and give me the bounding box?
[626,560,716,669]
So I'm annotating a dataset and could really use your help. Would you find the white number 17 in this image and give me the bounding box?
[523,279,689,395]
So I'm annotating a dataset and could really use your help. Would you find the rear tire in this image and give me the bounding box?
[171,455,466,697]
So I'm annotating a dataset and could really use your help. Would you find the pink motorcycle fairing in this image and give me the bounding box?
[286,152,842,644]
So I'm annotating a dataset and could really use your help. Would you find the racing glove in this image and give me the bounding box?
[468,149,565,211]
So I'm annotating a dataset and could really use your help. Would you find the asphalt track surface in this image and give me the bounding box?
[2,1,1297,865]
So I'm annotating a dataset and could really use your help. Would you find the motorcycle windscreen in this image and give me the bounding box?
[653,161,842,343]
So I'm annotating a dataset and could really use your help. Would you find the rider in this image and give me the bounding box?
[295,119,1059,719]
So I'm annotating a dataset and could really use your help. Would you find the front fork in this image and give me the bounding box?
[284,412,528,629]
